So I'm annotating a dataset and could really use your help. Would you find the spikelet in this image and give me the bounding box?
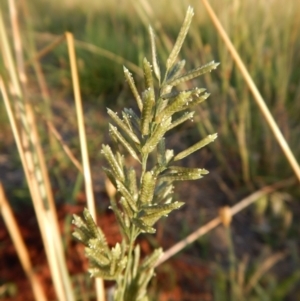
[167,111,195,131]
[165,59,186,83]
[139,171,157,205]
[123,66,143,111]
[140,201,184,216]
[155,91,192,122]
[157,138,166,166]
[132,218,156,234]
[117,180,138,212]
[142,117,171,154]
[109,124,141,162]
[159,170,205,182]
[149,26,161,83]
[166,6,194,71]
[107,108,140,144]
[167,61,220,86]
[101,145,125,182]
[124,108,141,130]
[141,88,155,135]
[140,248,163,271]
[174,133,218,161]
[127,167,138,200]
[143,58,154,91]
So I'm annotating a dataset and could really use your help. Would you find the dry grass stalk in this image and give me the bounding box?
[0,183,48,301]
[156,177,295,266]
[1,3,74,300]
[65,31,106,301]
[201,0,300,183]
[0,78,65,301]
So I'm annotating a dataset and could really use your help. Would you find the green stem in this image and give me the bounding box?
[118,225,136,300]
[225,226,238,301]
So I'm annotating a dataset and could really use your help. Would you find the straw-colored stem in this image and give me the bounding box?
[22,0,70,188]
[21,0,54,134]
[0,77,66,301]
[201,0,300,183]
[8,0,26,87]
[156,177,295,266]
[20,3,81,173]
[0,10,22,96]
[12,1,74,298]
[0,183,48,301]
[26,103,75,301]
[2,2,74,299]
[65,31,105,301]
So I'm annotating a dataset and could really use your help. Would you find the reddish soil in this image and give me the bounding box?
[0,200,212,301]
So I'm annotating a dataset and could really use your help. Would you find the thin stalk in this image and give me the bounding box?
[27,103,75,301]
[201,0,300,183]
[1,74,65,300]
[10,0,74,298]
[156,177,295,266]
[237,95,251,188]
[21,0,58,154]
[1,6,73,300]
[225,227,237,301]
[65,31,105,301]
[118,226,136,301]
[0,183,48,301]
[244,251,288,295]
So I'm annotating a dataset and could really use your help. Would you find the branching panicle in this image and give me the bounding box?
[73,6,219,300]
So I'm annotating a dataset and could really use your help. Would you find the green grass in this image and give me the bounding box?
[22,0,300,186]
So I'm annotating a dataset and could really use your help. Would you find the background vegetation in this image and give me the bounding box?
[1,0,300,300]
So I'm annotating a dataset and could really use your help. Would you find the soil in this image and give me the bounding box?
[0,179,216,301]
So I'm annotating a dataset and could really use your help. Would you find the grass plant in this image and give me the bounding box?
[1,0,300,300]
[72,7,219,300]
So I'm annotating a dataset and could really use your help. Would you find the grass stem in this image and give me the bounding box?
[156,177,295,266]
[65,31,106,301]
[201,0,300,183]
[0,183,48,301]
